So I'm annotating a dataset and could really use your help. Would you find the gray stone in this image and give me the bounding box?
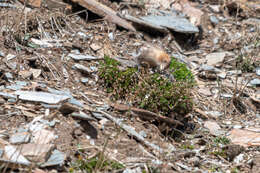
[6,62,17,70]
[4,145,31,166]
[0,3,16,8]
[68,53,100,61]
[227,70,242,75]
[256,67,260,76]
[6,84,23,91]
[243,18,260,25]
[123,167,142,173]
[47,88,84,108]
[0,149,3,157]
[81,77,89,83]
[141,15,199,33]
[210,16,219,25]
[76,32,88,39]
[139,130,147,138]
[5,72,13,79]
[206,52,226,66]
[9,132,30,144]
[221,93,233,98]
[90,66,98,72]
[217,72,226,79]
[200,64,221,73]
[15,91,70,104]
[41,150,66,167]
[16,81,28,86]
[250,78,260,86]
[6,54,16,61]
[108,32,114,41]
[213,37,219,44]
[209,5,220,13]
[205,111,223,118]
[71,112,96,121]
[20,144,54,163]
[0,50,5,57]
[122,14,168,33]
[0,92,16,99]
[7,98,17,103]
[73,63,93,74]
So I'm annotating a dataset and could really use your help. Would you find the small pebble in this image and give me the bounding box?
[210,16,219,25]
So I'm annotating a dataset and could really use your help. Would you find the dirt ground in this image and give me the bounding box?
[0,0,259,172]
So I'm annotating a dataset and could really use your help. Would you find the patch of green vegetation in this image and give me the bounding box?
[99,55,138,99]
[213,136,230,145]
[236,55,255,72]
[69,153,124,173]
[209,149,227,158]
[98,56,195,116]
[231,167,239,173]
[169,58,194,82]
[181,144,195,150]
[209,166,220,172]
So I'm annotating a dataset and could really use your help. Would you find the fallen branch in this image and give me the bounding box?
[70,0,136,31]
[110,103,183,126]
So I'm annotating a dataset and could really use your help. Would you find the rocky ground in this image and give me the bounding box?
[0,0,259,172]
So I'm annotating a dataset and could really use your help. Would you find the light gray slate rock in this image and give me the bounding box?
[15,91,70,104]
[141,15,199,33]
[206,52,226,66]
[68,53,100,61]
[9,132,30,144]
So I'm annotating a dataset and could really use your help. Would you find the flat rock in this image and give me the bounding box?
[243,18,260,25]
[0,50,5,57]
[210,16,219,25]
[41,150,65,167]
[20,143,54,163]
[47,88,84,108]
[5,72,13,79]
[71,111,96,121]
[256,67,260,76]
[206,52,226,66]
[4,145,31,166]
[204,121,223,136]
[68,53,100,61]
[31,129,55,144]
[209,5,220,13]
[198,87,212,96]
[217,72,226,79]
[199,64,221,73]
[90,43,102,51]
[122,14,168,33]
[6,84,24,91]
[6,54,16,61]
[228,129,260,147]
[0,92,16,99]
[15,91,70,104]
[72,63,93,74]
[250,78,260,86]
[9,132,30,144]
[141,15,199,33]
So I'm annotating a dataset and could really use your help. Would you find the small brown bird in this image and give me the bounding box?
[136,45,171,71]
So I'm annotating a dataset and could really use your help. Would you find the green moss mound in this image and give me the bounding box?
[98,56,195,116]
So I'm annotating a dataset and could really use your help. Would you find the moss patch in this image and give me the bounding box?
[98,56,195,116]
